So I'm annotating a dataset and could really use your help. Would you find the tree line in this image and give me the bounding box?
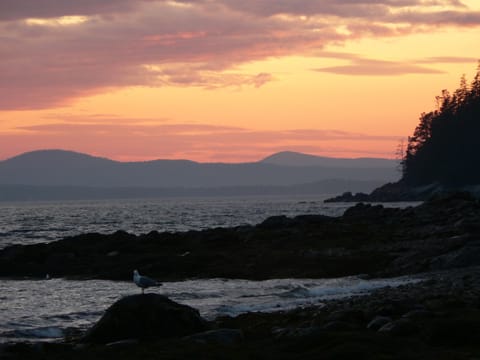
[401,61,480,186]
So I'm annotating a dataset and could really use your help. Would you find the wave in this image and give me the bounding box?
[279,276,421,300]
[3,326,64,340]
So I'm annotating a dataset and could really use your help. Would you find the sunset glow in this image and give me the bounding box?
[1,0,479,162]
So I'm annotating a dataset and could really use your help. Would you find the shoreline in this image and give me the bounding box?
[2,266,480,359]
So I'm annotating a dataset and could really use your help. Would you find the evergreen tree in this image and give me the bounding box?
[402,63,480,186]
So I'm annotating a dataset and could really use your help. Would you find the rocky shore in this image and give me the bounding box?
[1,192,480,281]
[2,192,480,358]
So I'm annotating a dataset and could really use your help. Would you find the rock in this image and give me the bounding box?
[105,339,139,347]
[81,294,207,344]
[184,329,244,345]
[366,316,392,331]
[322,321,355,331]
[257,215,294,229]
[272,326,323,339]
[402,309,433,320]
[324,191,371,203]
[378,319,418,336]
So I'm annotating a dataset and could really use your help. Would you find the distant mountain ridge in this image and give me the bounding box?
[0,150,399,194]
[260,151,395,168]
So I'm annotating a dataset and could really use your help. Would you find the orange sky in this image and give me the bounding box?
[1,0,479,162]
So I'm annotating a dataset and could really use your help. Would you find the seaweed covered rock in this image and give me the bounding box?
[82,294,207,344]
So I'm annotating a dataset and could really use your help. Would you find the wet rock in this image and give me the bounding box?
[402,309,433,320]
[81,294,207,344]
[366,316,391,331]
[322,321,355,331]
[378,319,418,336]
[105,339,139,348]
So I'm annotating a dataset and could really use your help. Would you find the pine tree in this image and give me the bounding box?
[402,62,480,186]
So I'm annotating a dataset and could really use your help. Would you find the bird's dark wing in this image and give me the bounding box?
[139,275,161,287]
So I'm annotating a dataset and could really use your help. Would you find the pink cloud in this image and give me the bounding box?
[0,0,138,21]
[0,0,478,109]
[314,58,445,76]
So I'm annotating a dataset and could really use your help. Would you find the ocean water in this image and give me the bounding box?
[0,195,421,343]
[0,195,418,249]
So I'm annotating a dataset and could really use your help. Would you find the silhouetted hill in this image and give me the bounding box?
[3,149,115,168]
[0,150,399,200]
[261,151,396,168]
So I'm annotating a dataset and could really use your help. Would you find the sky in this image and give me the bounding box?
[0,0,479,163]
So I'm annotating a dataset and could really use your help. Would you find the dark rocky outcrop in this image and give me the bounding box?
[2,192,480,281]
[82,294,207,344]
[324,181,444,202]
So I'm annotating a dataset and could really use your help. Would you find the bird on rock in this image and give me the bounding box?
[133,269,162,294]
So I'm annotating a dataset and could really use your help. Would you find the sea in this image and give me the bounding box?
[0,195,421,343]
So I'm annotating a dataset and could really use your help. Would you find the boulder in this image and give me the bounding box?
[82,294,207,344]
[367,316,392,331]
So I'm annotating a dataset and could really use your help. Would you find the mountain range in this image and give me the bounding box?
[0,150,399,200]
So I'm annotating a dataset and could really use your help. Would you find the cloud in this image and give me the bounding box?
[0,0,479,109]
[0,0,138,21]
[0,0,467,20]
[389,9,480,26]
[314,58,444,75]
[417,56,479,63]
[179,0,466,18]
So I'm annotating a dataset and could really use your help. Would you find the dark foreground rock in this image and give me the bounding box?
[2,192,480,280]
[81,294,207,344]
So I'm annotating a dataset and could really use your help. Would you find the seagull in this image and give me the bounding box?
[133,269,162,294]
